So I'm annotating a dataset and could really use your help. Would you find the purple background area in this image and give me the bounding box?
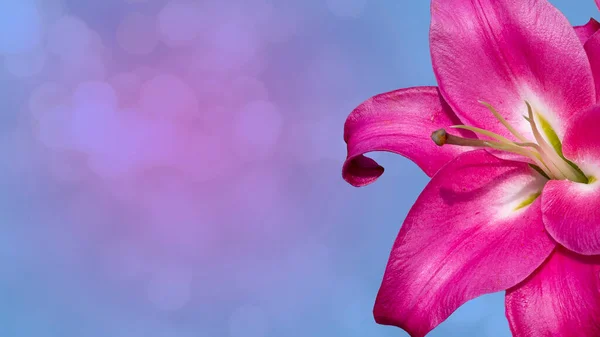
[0,0,595,336]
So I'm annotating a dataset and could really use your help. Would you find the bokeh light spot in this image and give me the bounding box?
[139,73,198,121]
[157,1,201,45]
[232,100,283,161]
[109,72,142,107]
[193,12,260,72]
[228,305,269,337]
[0,0,42,54]
[70,81,119,154]
[47,15,90,64]
[307,116,346,162]
[46,152,88,183]
[231,167,283,229]
[117,12,158,55]
[103,240,147,282]
[28,82,69,118]
[176,132,230,183]
[85,111,163,178]
[35,104,72,150]
[37,0,66,27]
[261,7,298,43]
[326,0,368,18]
[228,76,269,104]
[59,30,108,82]
[72,81,117,111]
[146,265,193,311]
[133,65,158,81]
[3,47,47,78]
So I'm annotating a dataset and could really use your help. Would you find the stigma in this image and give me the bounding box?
[431,102,588,183]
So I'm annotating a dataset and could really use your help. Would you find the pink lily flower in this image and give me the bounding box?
[342,1,600,336]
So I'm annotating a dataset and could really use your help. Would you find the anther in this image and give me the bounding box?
[431,129,447,146]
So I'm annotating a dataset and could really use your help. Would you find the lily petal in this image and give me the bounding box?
[342,87,471,187]
[575,18,600,45]
[430,0,595,141]
[585,31,600,102]
[374,150,554,337]
[506,248,600,337]
[542,180,600,255]
[542,105,600,255]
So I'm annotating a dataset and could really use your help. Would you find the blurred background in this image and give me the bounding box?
[0,0,595,336]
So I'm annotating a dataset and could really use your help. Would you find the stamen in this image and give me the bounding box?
[524,102,587,183]
[430,101,588,183]
[485,141,550,175]
[524,119,569,179]
[432,128,550,175]
[513,142,555,177]
[451,125,513,144]
[479,101,528,142]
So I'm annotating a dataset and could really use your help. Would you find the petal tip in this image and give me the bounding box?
[342,155,384,187]
[373,303,426,337]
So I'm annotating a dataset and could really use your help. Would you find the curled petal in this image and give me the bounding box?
[374,150,554,337]
[506,248,600,337]
[342,87,471,186]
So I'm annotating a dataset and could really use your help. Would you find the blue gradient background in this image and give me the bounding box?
[0,1,595,336]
